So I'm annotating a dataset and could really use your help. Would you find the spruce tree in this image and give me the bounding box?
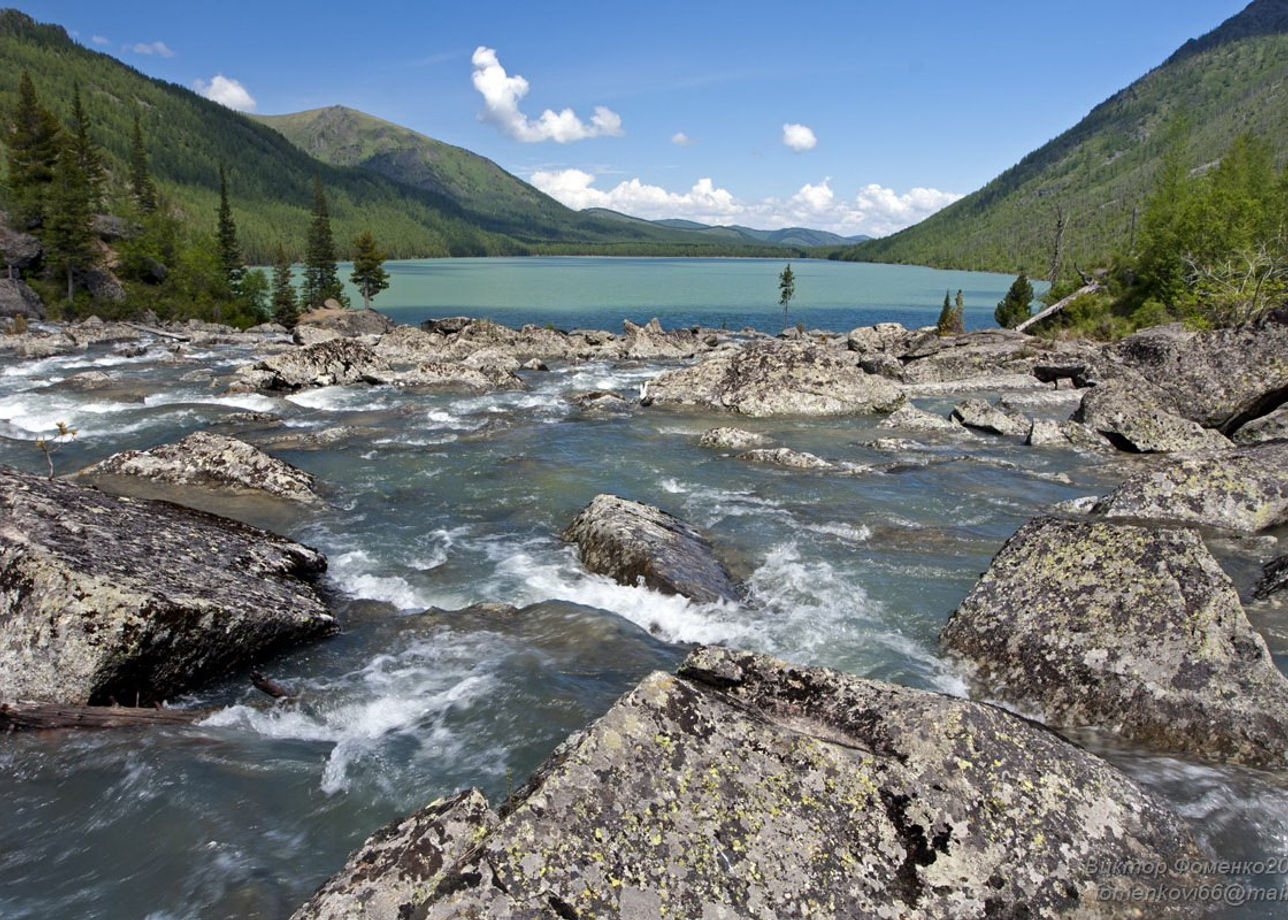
[936,290,953,335]
[128,110,157,214]
[302,172,345,308]
[68,82,105,212]
[271,243,300,328]
[44,137,97,303]
[5,70,62,229]
[216,163,244,297]
[349,231,389,309]
[995,273,1034,328]
[952,289,965,332]
[777,263,795,328]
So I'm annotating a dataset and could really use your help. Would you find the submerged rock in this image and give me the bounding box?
[1092,441,1288,532]
[698,426,773,450]
[1255,554,1288,600]
[293,647,1202,920]
[949,398,1030,437]
[941,516,1288,768]
[0,465,336,706]
[80,431,321,504]
[1072,379,1232,453]
[879,403,959,432]
[562,493,739,604]
[645,339,905,417]
[736,446,835,470]
[569,390,631,412]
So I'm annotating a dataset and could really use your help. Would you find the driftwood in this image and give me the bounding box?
[1016,283,1103,334]
[121,322,191,342]
[0,701,210,732]
[251,670,293,700]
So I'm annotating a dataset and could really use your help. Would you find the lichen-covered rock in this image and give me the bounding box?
[896,329,1094,386]
[1232,404,1288,445]
[941,516,1288,768]
[1255,554,1288,600]
[80,431,321,504]
[242,339,392,391]
[950,398,1030,436]
[645,340,905,417]
[569,390,631,411]
[736,447,835,470]
[698,426,773,450]
[296,306,395,337]
[1072,379,1232,453]
[1026,418,1107,449]
[373,360,523,392]
[295,647,1202,920]
[621,317,707,359]
[1092,441,1288,532]
[0,465,336,706]
[879,403,960,432]
[563,494,739,604]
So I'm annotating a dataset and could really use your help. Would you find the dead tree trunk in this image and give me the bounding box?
[1015,283,1103,334]
[1,701,211,732]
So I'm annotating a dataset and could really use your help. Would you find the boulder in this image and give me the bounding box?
[243,339,391,391]
[0,466,336,706]
[375,360,523,392]
[0,278,44,319]
[91,214,137,241]
[736,447,835,470]
[941,516,1288,768]
[372,324,445,362]
[622,317,699,359]
[1092,441,1288,533]
[297,306,395,337]
[698,427,773,450]
[420,315,474,335]
[1232,404,1288,445]
[949,398,1030,437]
[1255,554,1288,600]
[0,216,41,271]
[845,321,909,354]
[879,403,959,432]
[896,329,1094,386]
[81,267,126,302]
[563,494,739,604]
[292,325,341,346]
[293,647,1203,920]
[1026,418,1110,449]
[80,431,321,504]
[1072,379,1232,453]
[569,390,631,411]
[645,340,905,417]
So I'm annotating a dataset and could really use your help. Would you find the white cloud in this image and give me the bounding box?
[130,41,174,57]
[193,74,257,112]
[91,35,110,46]
[781,123,817,153]
[471,46,624,143]
[671,132,695,146]
[530,170,961,236]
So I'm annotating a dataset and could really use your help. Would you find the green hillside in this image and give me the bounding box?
[587,208,869,247]
[836,0,1288,273]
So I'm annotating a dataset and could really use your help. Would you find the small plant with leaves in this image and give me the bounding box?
[35,421,77,479]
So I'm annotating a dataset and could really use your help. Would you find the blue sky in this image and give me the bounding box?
[25,0,1249,235]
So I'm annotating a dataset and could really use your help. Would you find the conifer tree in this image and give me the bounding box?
[216,163,244,297]
[777,263,795,328]
[5,70,62,228]
[271,243,300,328]
[995,273,1034,328]
[953,289,965,332]
[936,289,953,335]
[302,172,345,308]
[68,82,105,212]
[44,137,97,303]
[128,110,157,213]
[349,231,389,309]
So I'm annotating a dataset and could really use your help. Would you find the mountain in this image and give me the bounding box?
[587,209,870,248]
[836,0,1288,273]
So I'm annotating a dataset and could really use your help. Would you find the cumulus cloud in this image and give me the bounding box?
[471,47,623,143]
[130,41,174,57]
[193,74,257,112]
[781,123,817,152]
[530,170,961,236]
[671,132,695,146]
[91,35,110,46]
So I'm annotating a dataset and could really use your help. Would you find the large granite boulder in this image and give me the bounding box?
[949,398,1030,437]
[372,361,524,392]
[736,447,837,470]
[941,516,1288,768]
[879,403,960,432]
[237,339,392,391]
[698,427,773,450]
[293,647,1203,920]
[0,466,336,706]
[0,278,44,319]
[296,305,395,337]
[563,494,739,604]
[621,317,711,359]
[644,340,905,417]
[1233,404,1288,445]
[896,329,1092,386]
[1092,441,1288,532]
[1071,379,1232,453]
[80,431,321,504]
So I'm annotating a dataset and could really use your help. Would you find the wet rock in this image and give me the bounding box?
[1092,441,1288,533]
[569,390,631,411]
[1026,418,1109,449]
[622,317,700,359]
[297,306,395,338]
[1255,554,1288,600]
[1072,379,1232,453]
[0,331,79,358]
[950,398,1030,437]
[698,426,773,450]
[296,646,1203,920]
[879,403,959,432]
[239,339,392,391]
[81,431,321,504]
[941,516,1288,768]
[65,318,141,347]
[0,278,44,319]
[0,465,336,706]
[521,357,548,371]
[736,447,835,470]
[256,426,387,451]
[375,360,523,392]
[1232,404,1288,445]
[645,339,905,417]
[563,493,739,604]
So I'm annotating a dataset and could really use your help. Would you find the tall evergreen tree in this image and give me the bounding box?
[128,109,157,213]
[995,273,1034,328]
[270,243,300,328]
[44,137,97,303]
[4,70,62,229]
[936,289,953,335]
[777,263,795,328]
[302,172,345,308]
[349,231,389,309]
[216,163,244,297]
[68,82,105,212]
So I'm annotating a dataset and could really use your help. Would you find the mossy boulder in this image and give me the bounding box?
[1072,379,1231,453]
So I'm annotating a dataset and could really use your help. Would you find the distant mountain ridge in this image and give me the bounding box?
[837,0,1288,272]
[585,208,870,248]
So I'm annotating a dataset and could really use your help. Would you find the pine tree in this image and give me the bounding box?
[128,110,157,214]
[349,231,389,309]
[953,289,965,332]
[995,273,1034,328]
[216,163,244,297]
[44,137,97,303]
[68,82,105,212]
[777,263,795,328]
[271,243,300,328]
[302,172,345,308]
[936,290,953,335]
[5,70,62,229]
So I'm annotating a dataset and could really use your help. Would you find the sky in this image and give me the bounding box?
[23,0,1251,236]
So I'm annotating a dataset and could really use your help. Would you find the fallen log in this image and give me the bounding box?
[120,322,191,342]
[251,670,293,700]
[0,701,211,732]
[1016,283,1103,334]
